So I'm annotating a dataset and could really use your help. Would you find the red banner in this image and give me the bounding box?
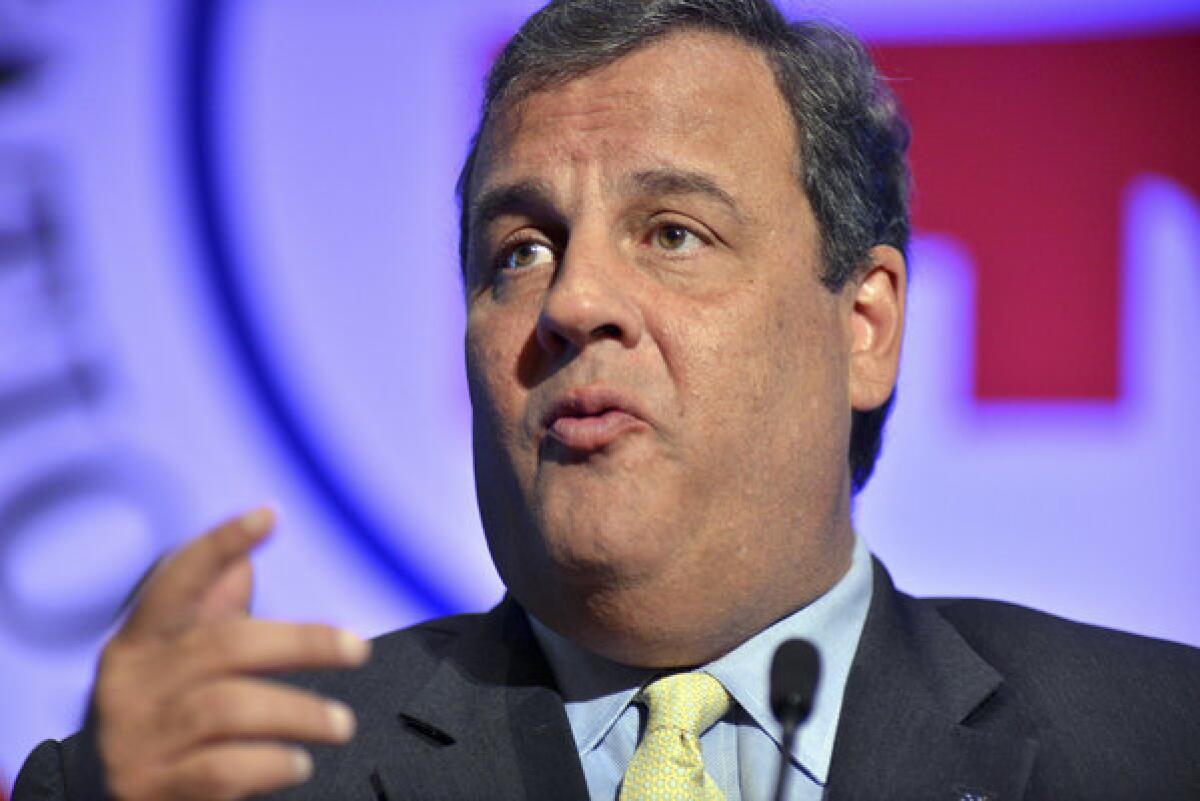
[875,32,1200,399]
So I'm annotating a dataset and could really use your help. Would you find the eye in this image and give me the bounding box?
[653,223,702,254]
[499,240,555,271]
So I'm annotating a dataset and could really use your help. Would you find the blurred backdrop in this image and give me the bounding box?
[1,0,1197,789]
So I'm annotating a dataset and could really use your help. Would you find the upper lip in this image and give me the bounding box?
[540,385,651,429]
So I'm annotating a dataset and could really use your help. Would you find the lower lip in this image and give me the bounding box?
[547,410,646,451]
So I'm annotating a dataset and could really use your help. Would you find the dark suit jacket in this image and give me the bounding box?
[14,560,1200,800]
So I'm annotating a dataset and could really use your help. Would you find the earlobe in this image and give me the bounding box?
[848,245,906,412]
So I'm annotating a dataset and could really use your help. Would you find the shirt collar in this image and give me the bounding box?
[529,535,874,783]
[529,616,653,754]
[705,534,873,783]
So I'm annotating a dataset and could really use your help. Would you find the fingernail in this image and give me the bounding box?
[338,630,371,663]
[327,702,356,740]
[291,748,313,780]
[238,507,273,535]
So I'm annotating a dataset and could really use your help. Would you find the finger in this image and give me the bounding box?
[160,678,355,757]
[170,619,370,684]
[122,507,275,640]
[163,742,314,801]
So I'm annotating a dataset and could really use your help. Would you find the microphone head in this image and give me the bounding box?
[770,638,821,727]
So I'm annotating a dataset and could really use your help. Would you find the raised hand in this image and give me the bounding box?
[92,508,370,800]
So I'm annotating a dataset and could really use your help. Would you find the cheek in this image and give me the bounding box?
[652,303,771,459]
[466,322,537,532]
[465,320,522,438]
[669,288,845,445]
[672,292,797,385]
[766,297,849,434]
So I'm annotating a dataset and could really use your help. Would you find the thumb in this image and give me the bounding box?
[120,506,274,640]
[194,554,255,623]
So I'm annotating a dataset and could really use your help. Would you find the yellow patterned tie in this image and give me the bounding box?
[619,671,731,801]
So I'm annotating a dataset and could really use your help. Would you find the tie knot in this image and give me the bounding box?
[638,672,730,738]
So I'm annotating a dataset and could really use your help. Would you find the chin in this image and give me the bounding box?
[538,496,674,580]
[497,523,685,650]
[482,495,661,597]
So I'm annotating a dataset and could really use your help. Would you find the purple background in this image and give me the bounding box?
[1,0,1197,788]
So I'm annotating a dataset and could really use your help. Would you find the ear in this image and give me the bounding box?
[847,245,906,412]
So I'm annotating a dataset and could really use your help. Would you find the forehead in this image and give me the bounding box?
[469,30,799,203]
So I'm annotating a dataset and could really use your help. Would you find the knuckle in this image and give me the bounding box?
[175,626,209,661]
[219,618,255,650]
[180,619,237,662]
[204,687,247,730]
[170,685,244,739]
[180,619,217,651]
[160,693,204,739]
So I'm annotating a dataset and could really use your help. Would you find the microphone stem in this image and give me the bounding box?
[773,713,799,801]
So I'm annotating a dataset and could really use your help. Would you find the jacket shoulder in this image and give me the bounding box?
[921,595,1200,784]
[926,595,1200,679]
[12,739,66,801]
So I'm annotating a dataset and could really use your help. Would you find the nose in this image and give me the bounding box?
[535,235,644,356]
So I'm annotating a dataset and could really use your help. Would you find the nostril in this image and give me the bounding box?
[535,312,572,353]
[592,323,623,340]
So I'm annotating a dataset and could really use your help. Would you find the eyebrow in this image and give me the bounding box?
[625,168,745,221]
[467,167,745,234]
[468,180,559,234]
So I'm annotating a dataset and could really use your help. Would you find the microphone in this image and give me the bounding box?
[769,638,821,801]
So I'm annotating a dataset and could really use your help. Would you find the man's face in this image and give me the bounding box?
[463,31,861,666]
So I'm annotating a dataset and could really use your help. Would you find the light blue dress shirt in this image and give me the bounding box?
[530,535,874,801]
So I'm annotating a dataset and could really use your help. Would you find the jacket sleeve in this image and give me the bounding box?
[12,716,110,801]
[12,739,68,801]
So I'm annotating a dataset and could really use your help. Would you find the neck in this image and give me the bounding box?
[527,523,857,669]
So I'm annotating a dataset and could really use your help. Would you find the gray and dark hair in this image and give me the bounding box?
[456,0,911,493]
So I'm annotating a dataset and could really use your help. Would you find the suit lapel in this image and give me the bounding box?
[373,599,589,801]
[826,560,1039,801]
[353,561,1038,800]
